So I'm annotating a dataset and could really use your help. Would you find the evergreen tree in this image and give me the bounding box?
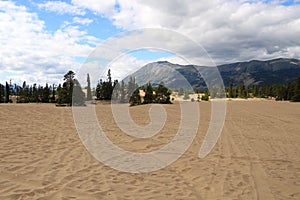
[95,70,115,100]
[252,85,258,97]
[102,82,112,100]
[0,84,4,103]
[197,93,201,102]
[127,76,138,100]
[86,73,92,101]
[62,71,75,104]
[15,83,19,97]
[129,83,172,106]
[245,85,250,98]
[56,71,85,106]
[51,84,56,103]
[57,71,75,105]
[144,83,154,104]
[95,79,103,100]
[103,69,113,100]
[28,85,33,101]
[292,77,300,102]
[286,82,295,100]
[17,81,29,103]
[42,83,50,103]
[32,83,39,102]
[72,79,86,106]
[228,82,234,98]
[155,82,171,104]
[5,81,10,103]
[57,84,63,104]
[120,80,126,103]
[274,84,286,101]
[201,90,209,101]
[265,85,271,98]
[107,69,112,83]
[113,80,118,90]
[129,88,141,106]
[238,82,246,98]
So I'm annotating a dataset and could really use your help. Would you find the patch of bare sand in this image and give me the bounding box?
[0,101,300,199]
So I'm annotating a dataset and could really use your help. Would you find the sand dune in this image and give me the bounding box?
[0,101,300,199]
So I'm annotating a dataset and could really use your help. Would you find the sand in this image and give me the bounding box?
[0,101,300,199]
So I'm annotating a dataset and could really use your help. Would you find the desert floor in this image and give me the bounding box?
[0,101,300,200]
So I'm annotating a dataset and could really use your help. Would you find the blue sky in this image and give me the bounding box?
[0,0,300,85]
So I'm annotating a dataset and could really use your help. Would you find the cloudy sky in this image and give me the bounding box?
[0,0,300,85]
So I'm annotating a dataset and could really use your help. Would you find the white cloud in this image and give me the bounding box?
[37,1,85,15]
[0,1,98,85]
[1,0,300,85]
[71,0,116,16]
[108,54,152,80]
[73,17,93,25]
[76,53,149,87]
[72,0,300,64]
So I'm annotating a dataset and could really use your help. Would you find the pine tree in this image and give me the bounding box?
[95,79,103,100]
[127,76,138,100]
[265,85,271,98]
[72,79,86,106]
[103,69,113,100]
[120,80,126,103]
[292,77,300,102]
[228,82,234,98]
[15,83,19,97]
[57,71,75,105]
[144,83,154,104]
[57,84,63,104]
[155,82,171,104]
[201,90,209,101]
[17,81,28,103]
[42,83,50,103]
[0,83,4,103]
[5,81,10,103]
[129,88,141,106]
[56,71,85,106]
[63,71,75,105]
[238,82,246,98]
[197,93,201,102]
[95,69,115,100]
[286,82,295,100]
[51,84,56,103]
[252,85,258,97]
[86,73,92,101]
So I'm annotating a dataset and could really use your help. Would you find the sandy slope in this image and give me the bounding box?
[0,101,300,199]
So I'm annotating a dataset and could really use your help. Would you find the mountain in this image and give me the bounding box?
[128,58,300,90]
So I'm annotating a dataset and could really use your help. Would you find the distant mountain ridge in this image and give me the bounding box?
[130,58,300,90]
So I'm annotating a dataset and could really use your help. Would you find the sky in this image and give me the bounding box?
[0,0,300,86]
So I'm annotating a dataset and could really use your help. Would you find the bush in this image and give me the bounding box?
[201,95,209,101]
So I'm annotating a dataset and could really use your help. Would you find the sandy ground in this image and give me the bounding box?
[0,101,300,199]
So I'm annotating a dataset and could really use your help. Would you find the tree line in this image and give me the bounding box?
[95,69,172,106]
[0,80,55,104]
[0,70,87,105]
[224,77,300,101]
[1,71,299,104]
[170,76,300,102]
[196,76,300,102]
[128,82,172,106]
